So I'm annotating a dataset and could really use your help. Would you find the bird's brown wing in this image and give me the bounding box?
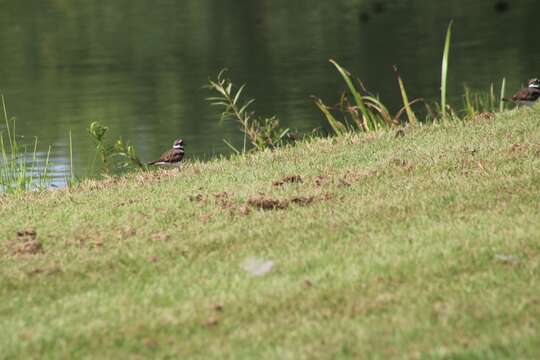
[149,148,184,165]
[512,88,540,102]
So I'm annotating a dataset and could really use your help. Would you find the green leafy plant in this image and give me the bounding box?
[206,70,290,153]
[88,121,145,175]
[88,121,112,173]
[315,21,515,135]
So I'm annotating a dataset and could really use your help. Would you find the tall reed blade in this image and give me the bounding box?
[1,95,13,153]
[441,20,453,118]
[499,77,506,112]
[393,66,418,125]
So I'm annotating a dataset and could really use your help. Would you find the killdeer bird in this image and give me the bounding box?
[148,138,185,166]
[505,79,540,107]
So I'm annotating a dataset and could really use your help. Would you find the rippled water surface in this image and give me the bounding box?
[0,0,539,184]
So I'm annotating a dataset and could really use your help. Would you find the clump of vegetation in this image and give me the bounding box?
[206,70,291,154]
[0,95,51,193]
[463,79,507,119]
[313,60,421,135]
[314,21,509,135]
[88,121,145,175]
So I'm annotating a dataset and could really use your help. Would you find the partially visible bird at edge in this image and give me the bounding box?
[504,79,540,107]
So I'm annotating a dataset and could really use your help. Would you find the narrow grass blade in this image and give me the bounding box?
[394,99,424,123]
[1,95,13,153]
[499,77,506,112]
[441,20,453,118]
[233,85,246,105]
[393,66,418,125]
[223,139,241,155]
[278,128,290,140]
[314,99,347,136]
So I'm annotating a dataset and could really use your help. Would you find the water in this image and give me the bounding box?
[0,0,539,185]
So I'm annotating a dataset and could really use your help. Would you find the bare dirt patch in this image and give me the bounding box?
[245,194,324,212]
[114,199,137,208]
[26,264,62,277]
[247,196,289,210]
[314,175,330,187]
[290,196,315,206]
[201,316,219,327]
[338,178,352,188]
[9,229,43,256]
[474,112,495,122]
[16,229,37,239]
[213,192,235,209]
[12,241,43,255]
[150,233,169,242]
[237,205,251,216]
[390,158,414,172]
[273,175,303,187]
[118,226,136,239]
[188,193,207,203]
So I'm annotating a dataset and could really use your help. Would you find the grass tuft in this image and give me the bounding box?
[0,95,51,193]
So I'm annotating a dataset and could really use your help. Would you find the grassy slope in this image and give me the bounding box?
[1,109,539,359]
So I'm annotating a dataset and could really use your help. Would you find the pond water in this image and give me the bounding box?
[0,0,539,185]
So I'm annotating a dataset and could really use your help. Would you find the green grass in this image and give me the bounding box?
[1,108,540,359]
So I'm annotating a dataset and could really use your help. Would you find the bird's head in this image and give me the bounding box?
[528,79,540,89]
[173,139,184,149]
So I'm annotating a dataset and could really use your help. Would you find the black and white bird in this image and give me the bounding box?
[505,79,540,107]
[148,138,185,166]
